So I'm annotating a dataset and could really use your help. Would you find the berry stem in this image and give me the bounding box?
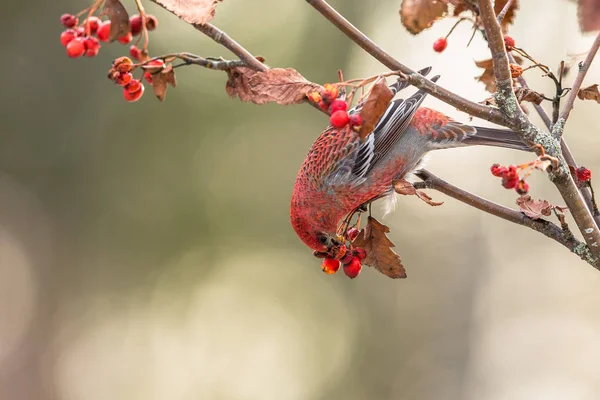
[81,0,105,36]
[445,17,472,40]
[133,0,150,51]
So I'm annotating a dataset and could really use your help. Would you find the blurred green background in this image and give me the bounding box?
[2,1,600,399]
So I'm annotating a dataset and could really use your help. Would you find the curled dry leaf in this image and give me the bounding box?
[357,78,394,139]
[153,0,223,25]
[147,64,177,102]
[494,0,519,31]
[352,216,406,279]
[474,59,496,93]
[101,0,130,42]
[226,67,323,105]
[577,84,600,103]
[516,195,553,219]
[515,87,545,105]
[577,0,600,32]
[393,178,444,206]
[400,0,448,35]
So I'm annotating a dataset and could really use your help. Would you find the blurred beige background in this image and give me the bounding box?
[2,1,600,399]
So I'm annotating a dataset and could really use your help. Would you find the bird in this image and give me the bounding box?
[290,67,530,257]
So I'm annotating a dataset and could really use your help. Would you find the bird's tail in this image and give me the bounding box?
[464,126,532,152]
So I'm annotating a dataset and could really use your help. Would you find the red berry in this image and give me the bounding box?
[126,79,142,93]
[66,38,85,58]
[340,252,354,266]
[347,228,359,241]
[75,26,85,37]
[60,13,78,28]
[576,166,592,182]
[490,163,507,177]
[433,37,448,53]
[85,46,99,57]
[85,16,101,34]
[502,175,518,189]
[118,32,133,45]
[60,29,77,46]
[321,258,341,275]
[145,14,158,30]
[116,72,133,86]
[330,99,348,113]
[353,247,367,260]
[130,14,143,36]
[349,114,363,130]
[129,45,142,61]
[504,35,515,50]
[343,257,362,279]
[516,179,529,195]
[330,110,350,129]
[143,71,153,84]
[97,21,111,42]
[84,36,100,52]
[123,83,145,102]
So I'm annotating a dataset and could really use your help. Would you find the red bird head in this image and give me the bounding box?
[290,182,344,254]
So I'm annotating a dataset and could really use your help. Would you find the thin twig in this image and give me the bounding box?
[191,23,268,72]
[555,31,600,137]
[305,0,507,126]
[496,0,515,24]
[415,170,599,269]
[138,53,246,70]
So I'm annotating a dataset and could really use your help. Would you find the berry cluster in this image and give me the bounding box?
[318,227,367,279]
[59,12,157,59]
[107,56,150,102]
[491,164,530,195]
[309,85,363,131]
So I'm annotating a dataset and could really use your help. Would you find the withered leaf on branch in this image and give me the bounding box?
[148,64,177,102]
[393,178,444,206]
[474,59,496,93]
[352,216,407,279]
[516,195,554,219]
[225,67,323,105]
[494,0,520,32]
[153,0,223,25]
[514,87,545,105]
[101,0,130,42]
[357,78,394,139]
[577,84,600,103]
[577,0,600,32]
[400,0,448,34]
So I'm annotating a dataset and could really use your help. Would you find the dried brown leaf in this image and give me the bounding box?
[577,84,600,103]
[400,0,448,34]
[515,87,545,105]
[474,58,496,92]
[494,0,519,32]
[225,67,323,105]
[357,78,394,139]
[578,0,600,32]
[516,195,552,219]
[101,0,130,42]
[150,64,177,102]
[153,0,223,25]
[352,216,406,279]
[393,179,444,206]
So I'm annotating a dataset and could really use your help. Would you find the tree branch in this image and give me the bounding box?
[415,170,600,269]
[509,52,599,223]
[305,0,507,126]
[478,0,600,258]
[554,31,600,137]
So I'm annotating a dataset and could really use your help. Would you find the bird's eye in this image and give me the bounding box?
[317,233,329,245]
